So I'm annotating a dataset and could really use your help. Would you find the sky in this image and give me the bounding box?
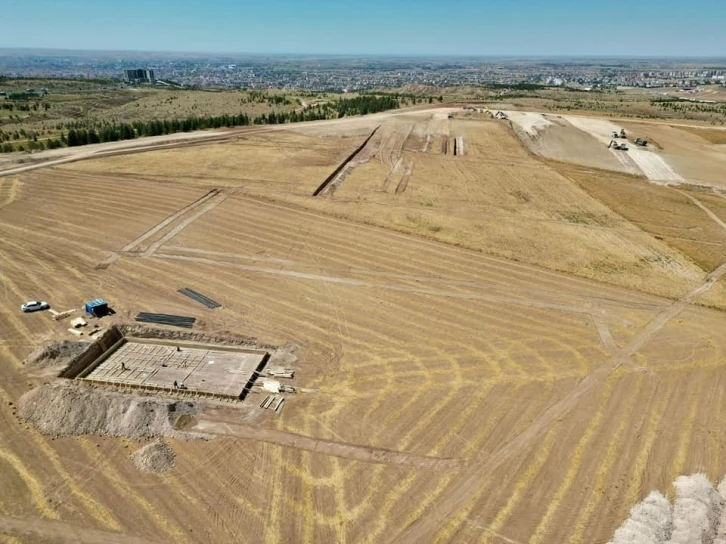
[2,0,724,57]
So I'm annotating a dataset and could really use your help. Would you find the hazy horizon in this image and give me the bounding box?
[2,47,726,60]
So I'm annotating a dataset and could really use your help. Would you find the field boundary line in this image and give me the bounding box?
[143,192,228,256]
[96,189,223,268]
[152,253,598,315]
[191,417,463,470]
[160,246,666,312]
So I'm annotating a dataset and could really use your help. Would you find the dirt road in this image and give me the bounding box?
[0,514,159,544]
[392,261,726,543]
[0,106,459,179]
[191,414,463,470]
[2,104,726,543]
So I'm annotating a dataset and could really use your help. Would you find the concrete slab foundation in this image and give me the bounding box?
[82,338,268,400]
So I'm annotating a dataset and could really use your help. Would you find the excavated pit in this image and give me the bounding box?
[60,325,270,401]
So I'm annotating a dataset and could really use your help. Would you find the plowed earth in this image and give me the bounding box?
[1,108,726,543]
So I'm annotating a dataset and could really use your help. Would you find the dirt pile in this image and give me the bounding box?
[131,440,176,473]
[609,474,726,544]
[18,382,204,439]
[23,340,89,371]
[119,323,272,349]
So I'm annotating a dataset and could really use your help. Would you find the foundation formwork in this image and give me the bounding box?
[80,336,268,400]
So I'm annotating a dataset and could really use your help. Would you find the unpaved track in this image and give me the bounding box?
[391,263,726,543]
[154,245,668,314]
[677,190,726,232]
[0,131,233,177]
[152,252,616,316]
[0,107,457,179]
[142,192,228,256]
[192,416,463,470]
[121,189,221,253]
[0,514,158,544]
[3,106,726,543]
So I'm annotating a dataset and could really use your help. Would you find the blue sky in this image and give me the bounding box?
[2,0,724,56]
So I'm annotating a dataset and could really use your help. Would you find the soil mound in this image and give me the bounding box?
[23,341,89,370]
[18,382,203,439]
[131,440,176,473]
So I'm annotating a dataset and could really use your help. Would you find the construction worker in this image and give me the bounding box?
[121,362,126,371]
[173,380,178,388]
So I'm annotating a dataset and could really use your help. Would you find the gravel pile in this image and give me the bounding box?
[131,440,176,473]
[18,382,203,439]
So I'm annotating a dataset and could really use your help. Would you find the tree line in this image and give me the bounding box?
[1,94,401,152]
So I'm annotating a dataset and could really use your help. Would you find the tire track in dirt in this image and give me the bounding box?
[93,188,221,267]
[0,385,121,531]
[153,260,625,381]
[152,253,601,316]
[432,383,557,543]
[157,247,588,358]
[478,427,560,544]
[567,374,645,543]
[75,440,192,544]
[124,256,416,353]
[142,192,228,256]
[121,189,220,253]
[218,194,672,303]
[0,513,158,544]
[0,178,21,208]
[390,264,726,544]
[527,375,617,543]
[394,160,413,194]
[676,189,726,232]
[190,417,463,470]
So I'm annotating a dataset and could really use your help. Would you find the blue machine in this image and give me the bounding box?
[84,298,108,317]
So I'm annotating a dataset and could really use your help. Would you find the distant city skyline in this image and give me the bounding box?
[2,0,725,57]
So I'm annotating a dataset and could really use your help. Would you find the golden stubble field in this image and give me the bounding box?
[1,108,726,543]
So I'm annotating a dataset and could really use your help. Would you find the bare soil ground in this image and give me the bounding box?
[619,121,726,187]
[512,113,629,173]
[677,126,726,145]
[2,106,726,543]
[305,115,706,300]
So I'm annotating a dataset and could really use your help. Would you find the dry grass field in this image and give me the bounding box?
[1,106,726,543]
[67,111,711,301]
